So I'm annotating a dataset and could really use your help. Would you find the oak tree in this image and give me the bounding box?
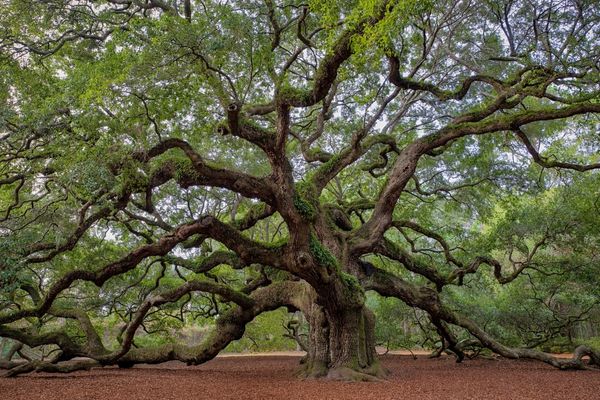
[1,0,599,379]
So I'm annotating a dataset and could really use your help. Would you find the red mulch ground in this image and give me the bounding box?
[1,355,599,400]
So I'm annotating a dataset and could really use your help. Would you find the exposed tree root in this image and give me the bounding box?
[297,358,388,381]
[296,360,328,379]
[325,367,383,382]
[361,360,389,378]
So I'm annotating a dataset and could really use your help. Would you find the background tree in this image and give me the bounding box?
[1,0,599,380]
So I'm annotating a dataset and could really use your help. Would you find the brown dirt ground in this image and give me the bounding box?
[1,354,599,400]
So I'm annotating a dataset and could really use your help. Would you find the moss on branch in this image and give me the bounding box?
[308,233,339,272]
[293,181,319,220]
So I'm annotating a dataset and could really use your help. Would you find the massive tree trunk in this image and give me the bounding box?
[326,306,383,380]
[301,301,329,377]
[300,303,384,381]
[296,251,386,381]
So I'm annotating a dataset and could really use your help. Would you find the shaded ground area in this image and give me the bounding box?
[1,355,599,400]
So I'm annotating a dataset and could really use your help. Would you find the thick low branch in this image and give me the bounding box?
[363,266,600,371]
[441,310,600,370]
[3,359,100,377]
[98,279,255,363]
[0,325,87,358]
[2,280,313,377]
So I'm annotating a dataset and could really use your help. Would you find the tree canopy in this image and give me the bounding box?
[1,0,599,379]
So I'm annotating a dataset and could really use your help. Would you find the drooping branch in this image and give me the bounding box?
[392,220,462,268]
[448,233,548,285]
[377,222,543,289]
[515,128,600,172]
[388,55,505,101]
[439,308,600,370]
[410,175,492,198]
[447,256,526,285]
[26,193,129,263]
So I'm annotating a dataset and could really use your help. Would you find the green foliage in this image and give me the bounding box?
[350,0,433,58]
[369,294,425,350]
[578,337,600,350]
[134,333,177,348]
[225,308,297,352]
